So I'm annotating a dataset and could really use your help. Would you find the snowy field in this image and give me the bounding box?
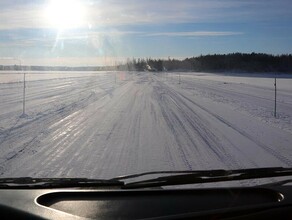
[0,71,291,181]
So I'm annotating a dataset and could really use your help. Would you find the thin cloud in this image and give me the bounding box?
[147,31,243,37]
[0,5,45,30]
[0,39,53,48]
[0,30,142,48]
[0,0,290,29]
[56,31,143,40]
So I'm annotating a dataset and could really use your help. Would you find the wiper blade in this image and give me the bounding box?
[0,177,123,189]
[2,167,291,189]
[117,167,292,189]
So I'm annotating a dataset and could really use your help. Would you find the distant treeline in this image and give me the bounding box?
[117,53,292,73]
[1,53,291,73]
[0,65,116,71]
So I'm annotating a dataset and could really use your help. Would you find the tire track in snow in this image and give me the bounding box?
[30,80,133,177]
[179,78,292,133]
[171,83,292,167]
[155,82,243,170]
[0,78,119,176]
[160,105,194,170]
[182,78,292,106]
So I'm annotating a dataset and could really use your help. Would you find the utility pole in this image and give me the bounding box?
[22,60,27,117]
[274,73,277,118]
[17,58,27,118]
[0,58,26,117]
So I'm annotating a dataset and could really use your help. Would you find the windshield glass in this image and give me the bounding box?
[0,0,291,187]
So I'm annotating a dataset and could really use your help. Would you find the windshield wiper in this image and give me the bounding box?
[112,167,292,189]
[0,177,123,189]
[1,167,291,189]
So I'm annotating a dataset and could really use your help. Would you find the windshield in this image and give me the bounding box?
[0,0,291,187]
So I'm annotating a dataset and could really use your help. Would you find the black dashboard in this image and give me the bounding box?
[1,186,292,219]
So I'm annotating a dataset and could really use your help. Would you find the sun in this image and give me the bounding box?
[44,0,86,29]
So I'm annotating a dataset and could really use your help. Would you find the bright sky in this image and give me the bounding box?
[0,0,291,66]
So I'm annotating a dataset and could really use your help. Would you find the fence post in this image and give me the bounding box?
[274,74,277,118]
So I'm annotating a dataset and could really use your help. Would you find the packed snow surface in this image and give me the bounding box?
[0,71,291,182]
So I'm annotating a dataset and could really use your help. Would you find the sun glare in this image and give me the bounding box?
[45,0,87,29]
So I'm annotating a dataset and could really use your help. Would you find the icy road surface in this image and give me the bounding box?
[0,71,291,179]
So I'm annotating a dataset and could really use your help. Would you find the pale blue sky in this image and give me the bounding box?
[0,0,291,66]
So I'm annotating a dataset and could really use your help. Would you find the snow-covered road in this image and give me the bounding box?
[0,71,291,179]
